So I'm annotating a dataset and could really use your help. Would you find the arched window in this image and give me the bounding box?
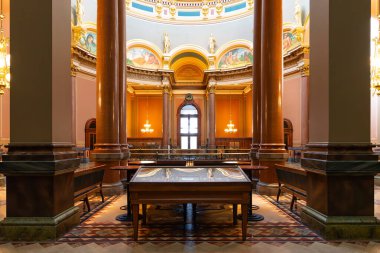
[284,118,293,149]
[179,105,199,149]
[85,118,96,150]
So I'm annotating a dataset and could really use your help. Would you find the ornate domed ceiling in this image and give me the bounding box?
[125,0,253,23]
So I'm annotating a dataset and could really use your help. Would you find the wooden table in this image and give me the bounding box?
[129,166,252,241]
[239,165,268,221]
[110,165,140,221]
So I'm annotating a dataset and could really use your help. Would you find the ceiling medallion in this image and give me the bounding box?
[185,93,193,101]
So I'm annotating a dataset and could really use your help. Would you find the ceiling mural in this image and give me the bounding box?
[78,30,97,55]
[217,47,252,69]
[127,47,161,69]
[283,31,299,52]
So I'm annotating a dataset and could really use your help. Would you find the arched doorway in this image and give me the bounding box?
[177,103,200,149]
[85,118,96,150]
[284,118,293,149]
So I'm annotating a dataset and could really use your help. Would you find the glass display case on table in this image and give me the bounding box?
[129,166,251,241]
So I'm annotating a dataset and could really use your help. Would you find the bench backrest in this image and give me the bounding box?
[276,167,306,191]
[74,169,104,194]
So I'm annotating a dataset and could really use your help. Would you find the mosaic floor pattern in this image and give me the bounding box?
[57,193,323,244]
[0,191,379,252]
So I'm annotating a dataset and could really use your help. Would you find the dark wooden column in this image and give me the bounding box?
[118,0,128,154]
[162,77,170,148]
[256,0,288,193]
[1,0,80,240]
[92,0,125,190]
[301,0,380,240]
[93,0,120,154]
[208,78,216,149]
[251,0,262,157]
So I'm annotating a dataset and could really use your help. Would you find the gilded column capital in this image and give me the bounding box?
[71,62,79,77]
[207,77,216,94]
[162,76,171,94]
[299,59,310,77]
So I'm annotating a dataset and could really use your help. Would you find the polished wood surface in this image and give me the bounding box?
[129,166,251,241]
[259,0,286,153]
[118,0,128,151]
[252,0,262,150]
[94,0,120,153]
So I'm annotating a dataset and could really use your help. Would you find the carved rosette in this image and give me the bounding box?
[202,2,210,19]
[156,0,163,17]
[169,2,177,19]
[215,1,223,17]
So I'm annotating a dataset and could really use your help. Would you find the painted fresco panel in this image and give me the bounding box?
[127,47,161,69]
[218,48,253,69]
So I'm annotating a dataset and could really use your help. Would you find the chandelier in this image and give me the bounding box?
[0,0,10,95]
[141,96,154,133]
[141,120,154,133]
[224,95,237,133]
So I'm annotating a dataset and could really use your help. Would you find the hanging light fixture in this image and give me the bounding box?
[224,95,237,134]
[0,0,10,95]
[141,96,154,134]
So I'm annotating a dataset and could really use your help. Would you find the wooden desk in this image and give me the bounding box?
[129,166,251,241]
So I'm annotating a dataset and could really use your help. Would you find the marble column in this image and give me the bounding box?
[1,0,80,240]
[207,78,216,149]
[300,55,310,147]
[301,0,380,240]
[251,0,262,157]
[92,0,124,190]
[162,77,170,148]
[257,0,288,191]
[118,0,128,154]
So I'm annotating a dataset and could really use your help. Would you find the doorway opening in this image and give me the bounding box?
[179,104,199,149]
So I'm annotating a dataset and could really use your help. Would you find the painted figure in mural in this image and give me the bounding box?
[294,0,302,27]
[218,48,253,69]
[127,48,160,69]
[80,33,97,54]
[76,0,84,26]
[163,32,171,54]
[85,34,96,54]
[209,34,216,54]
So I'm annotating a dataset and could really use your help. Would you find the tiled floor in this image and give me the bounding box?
[0,186,379,252]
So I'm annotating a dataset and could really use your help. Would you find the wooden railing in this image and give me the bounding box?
[129,148,251,161]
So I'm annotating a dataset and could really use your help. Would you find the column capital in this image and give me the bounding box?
[207,77,217,93]
[162,76,171,94]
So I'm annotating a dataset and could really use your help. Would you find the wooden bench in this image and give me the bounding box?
[275,163,307,211]
[74,163,105,212]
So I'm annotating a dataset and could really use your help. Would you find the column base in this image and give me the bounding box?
[0,206,80,241]
[301,206,380,240]
[256,181,278,196]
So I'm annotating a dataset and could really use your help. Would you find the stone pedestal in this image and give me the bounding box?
[301,144,380,239]
[1,145,80,240]
[302,0,380,240]
[3,0,80,240]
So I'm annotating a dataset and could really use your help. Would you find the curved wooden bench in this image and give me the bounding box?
[74,163,105,212]
[275,163,307,211]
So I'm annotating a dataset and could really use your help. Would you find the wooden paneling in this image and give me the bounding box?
[215,95,244,138]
